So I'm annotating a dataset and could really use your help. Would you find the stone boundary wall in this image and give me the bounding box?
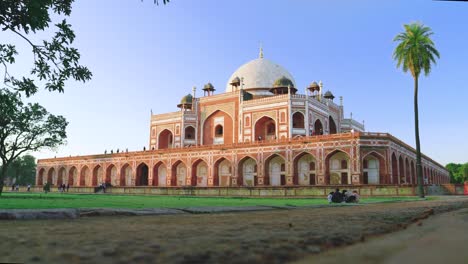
[4,184,466,197]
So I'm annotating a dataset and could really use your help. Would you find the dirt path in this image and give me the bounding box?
[296,206,468,264]
[1,197,467,264]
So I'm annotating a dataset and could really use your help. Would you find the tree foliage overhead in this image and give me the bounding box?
[393,23,440,79]
[0,0,91,194]
[0,0,92,96]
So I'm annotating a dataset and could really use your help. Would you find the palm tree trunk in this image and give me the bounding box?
[414,76,425,198]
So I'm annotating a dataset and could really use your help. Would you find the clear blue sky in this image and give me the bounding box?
[4,0,467,165]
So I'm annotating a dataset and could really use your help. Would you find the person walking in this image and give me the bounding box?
[27,184,31,192]
[66,183,70,192]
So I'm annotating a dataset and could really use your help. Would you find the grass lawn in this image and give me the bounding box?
[0,193,428,209]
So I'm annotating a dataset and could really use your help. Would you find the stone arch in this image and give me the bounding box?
[429,168,434,184]
[192,159,208,187]
[405,158,411,184]
[158,129,173,149]
[362,152,386,184]
[214,157,232,187]
[314,119,323,135]
[184,126,195,140]
[202,110,233,145]
[391,153,398,184]
[293,152,316,185]
[120,163,133,186]
[136,162,149,186]
[411,160,416,185]
[68,166,78,186]
[254,116,276,141]
[423,167,427,184]
[264,154,286,186]
[325,150,350,185]
[37,168,45,185]
[329,116,337,134]
[80,166,90,186]
[47,167,56,185]
[398,155,405,184]
[92,165,104,186]
[292,112,305,129]
[105,164,118,186]
[171,160,187,186]
[57,167,66,186]
[238,156,257,186]
[152,161,167,187]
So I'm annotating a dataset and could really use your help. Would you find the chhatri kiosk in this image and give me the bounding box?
[36,49,449,189]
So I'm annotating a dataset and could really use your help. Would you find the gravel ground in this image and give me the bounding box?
[1,197,467,264]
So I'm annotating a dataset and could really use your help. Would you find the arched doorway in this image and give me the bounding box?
[80,166,90,186]
[265,154,286,186]
[153,162,166,187]
[192,159,208,187]
[292,112,305,129]
[314,119,323,135]
[171,161,186,186]
[68,166,78,186]
[329,116,337,134]
[214,158,231,186]
[238,156,257,186]
[120,164,132,186]
[411,160,416,185]
[184,126,195,140]
[105,164,118,186]
[391,153,398,184]
[93,165,103,186]
[399,156,405,184]
[47,168,56,185]
[255,116,276,141]
[362,153,385,184]
[405,158,411,184]
[202,110,233,145]
[158,129,173,149]
[136,163,149,186]
[294,153,316,185]
[58,167,66,186]
[326,151,350,185]
[37,168,45,185]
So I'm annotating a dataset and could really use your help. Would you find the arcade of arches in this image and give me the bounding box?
[36,139,449,188]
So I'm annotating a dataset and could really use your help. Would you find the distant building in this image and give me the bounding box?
[36,50,449,187]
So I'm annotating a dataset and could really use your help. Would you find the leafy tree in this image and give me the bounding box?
[393,22,440,198]
[463,163,468,183]
[446,163,462,183]
[1,154,36,185]
[0,0,91,195]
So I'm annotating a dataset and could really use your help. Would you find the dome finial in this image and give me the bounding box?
[259,43,263,59]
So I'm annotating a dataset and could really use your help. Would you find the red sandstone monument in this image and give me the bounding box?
[36,50,449,189]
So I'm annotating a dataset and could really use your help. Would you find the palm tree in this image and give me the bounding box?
[393,22,440,198]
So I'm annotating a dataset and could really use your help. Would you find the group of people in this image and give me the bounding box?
[96,182,107,193]
[10,184,32,192]
[58,183,70,192]
[327,188,360,203]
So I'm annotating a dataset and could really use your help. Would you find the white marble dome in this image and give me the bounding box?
[226,57,296,95]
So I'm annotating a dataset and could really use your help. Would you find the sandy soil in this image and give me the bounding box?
[1,197,467,264]
[297,206,468,264]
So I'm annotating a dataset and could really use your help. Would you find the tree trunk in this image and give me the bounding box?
[414,76,425,198]
[0,165,7,196]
